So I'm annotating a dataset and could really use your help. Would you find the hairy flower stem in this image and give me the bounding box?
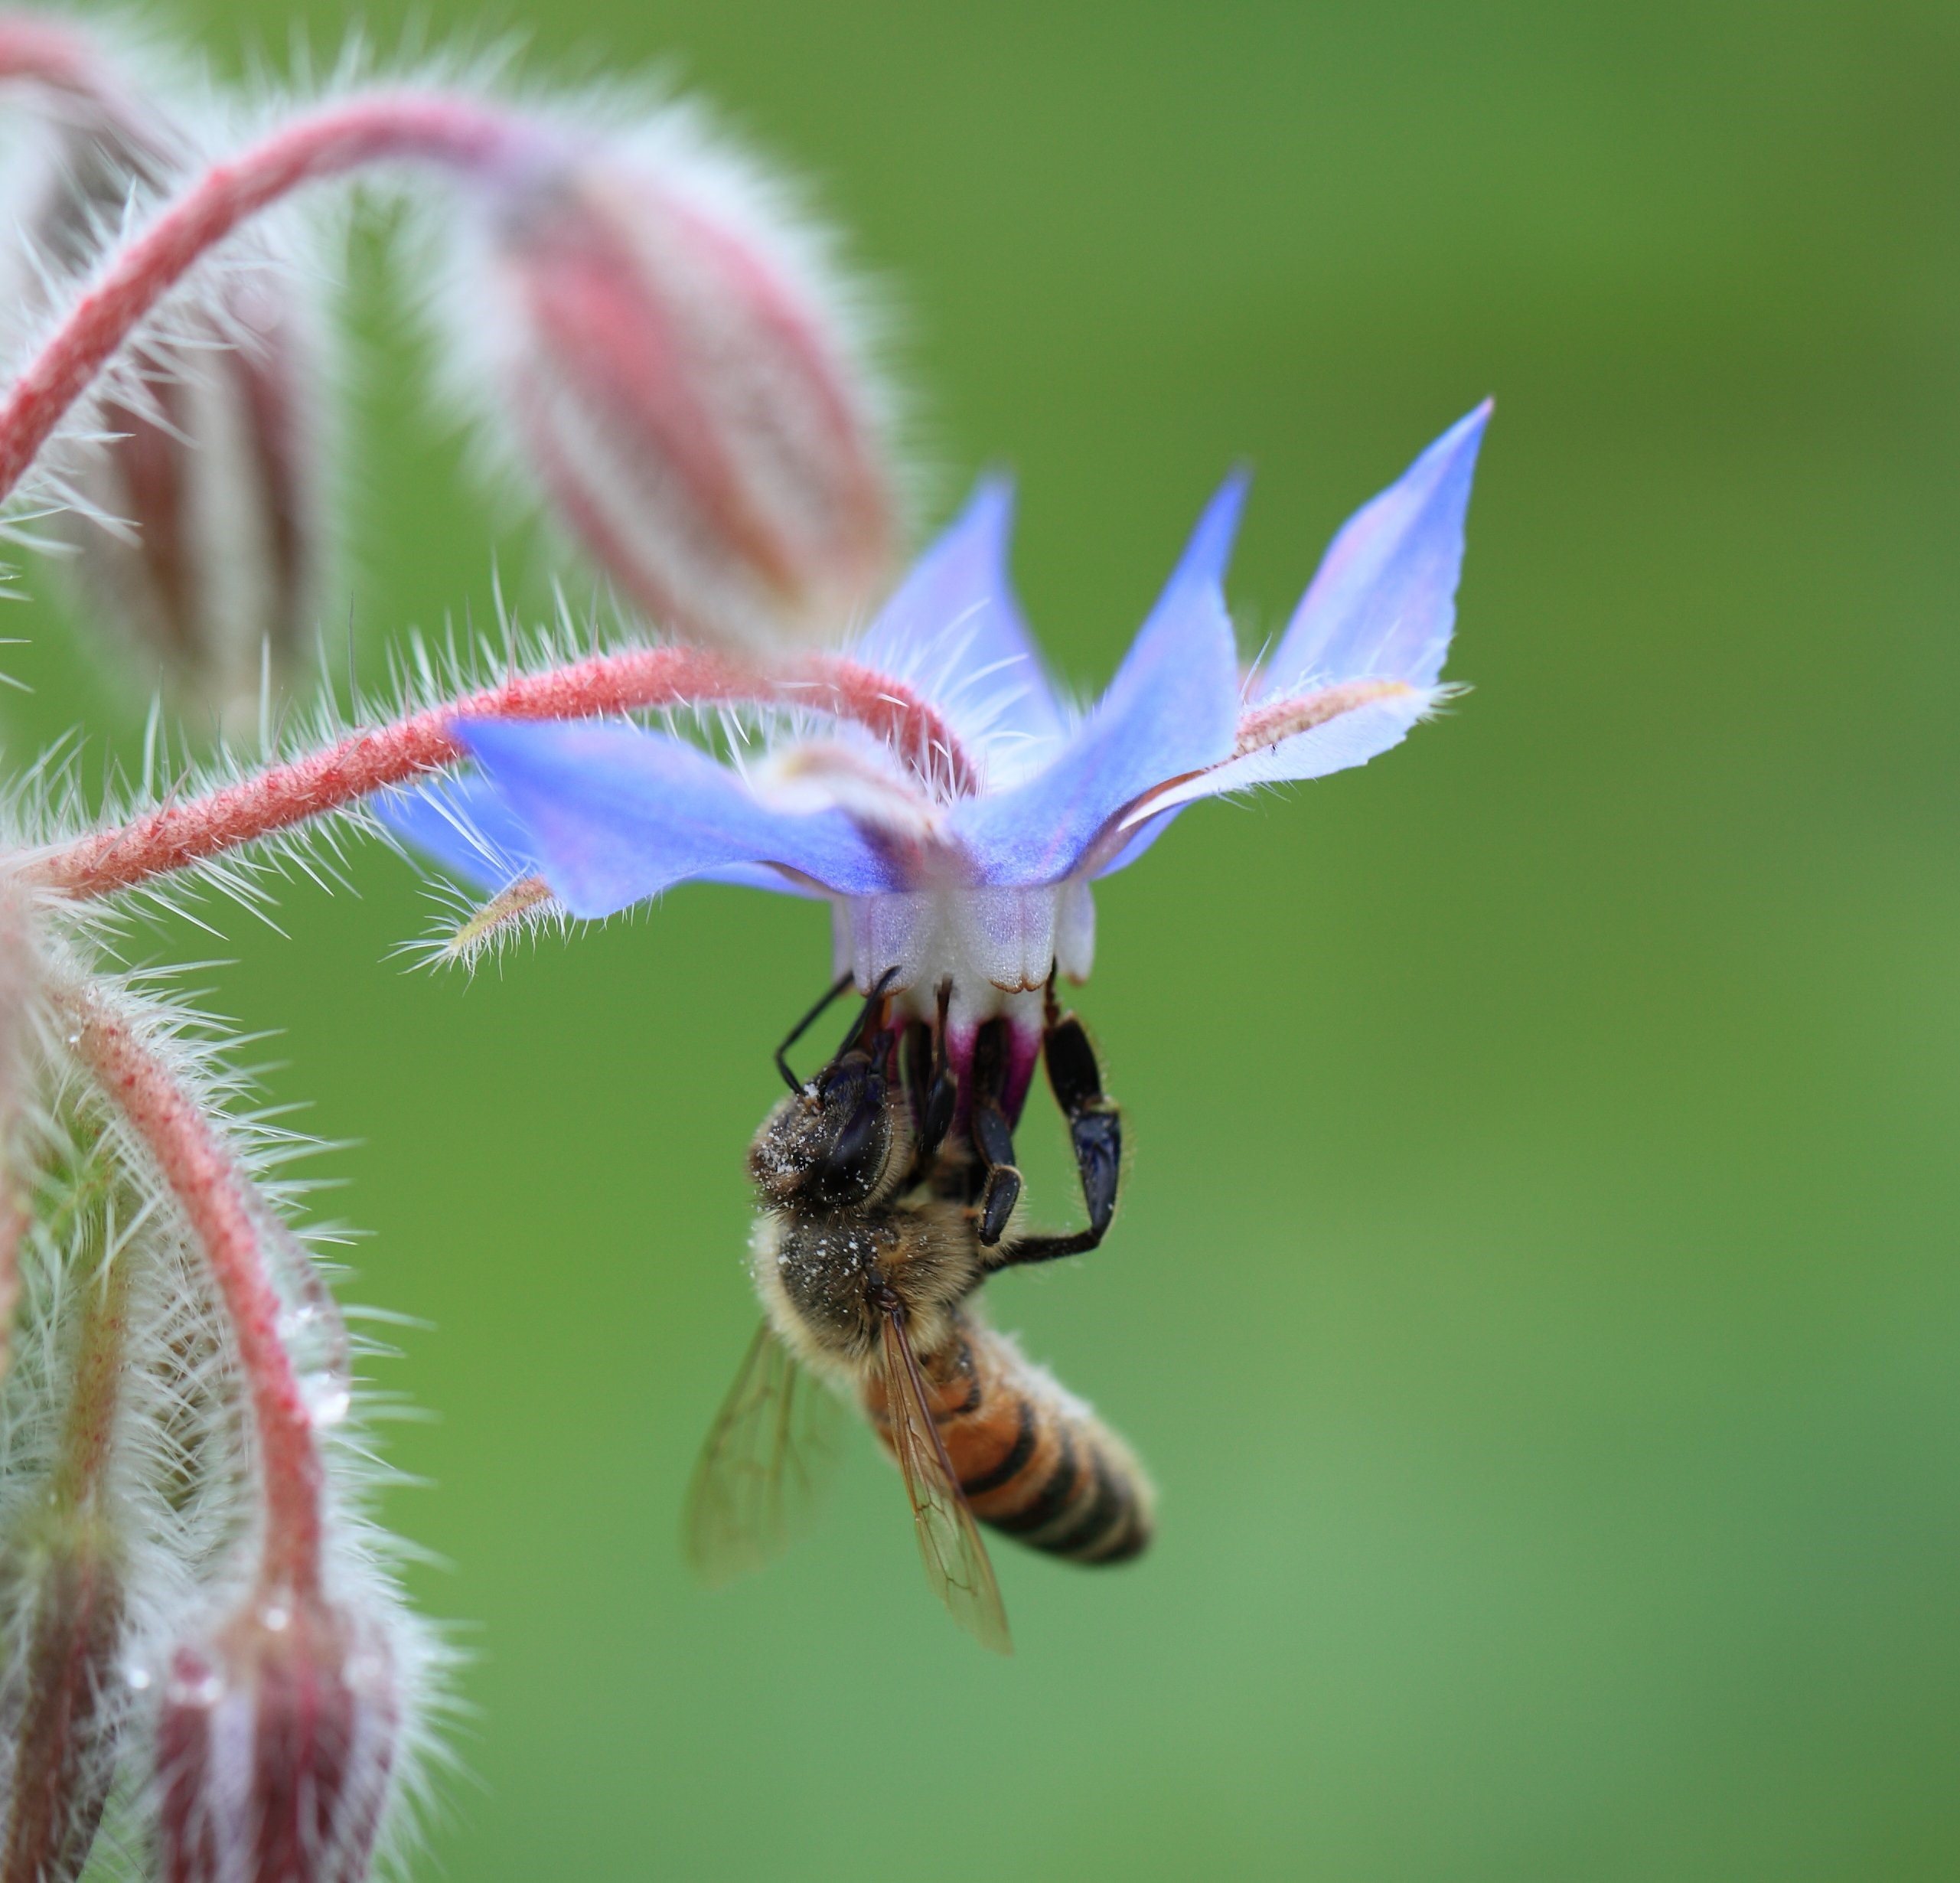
[56,981,325,1598]
[0,90,543,501]
[1,1235,132,1883]
[21,644,974,901]
[0,1204,18,1398]
[0,15,119,99]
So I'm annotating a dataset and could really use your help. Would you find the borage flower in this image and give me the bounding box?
[384,403,1489,1128]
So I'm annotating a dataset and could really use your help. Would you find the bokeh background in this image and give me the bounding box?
[10,1,1960,1878]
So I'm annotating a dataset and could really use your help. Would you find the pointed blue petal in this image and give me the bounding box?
[377,775,536,892]
[1089,804,1178,879]
[1261,402,1489,697]
[1123,690,1442,833]
[379,774,814,899]
[1091,416,1489,854]
[455,720,905,917]
[1176,466,1253,592]
[951,475,1245,885]
[849,478,1067,783]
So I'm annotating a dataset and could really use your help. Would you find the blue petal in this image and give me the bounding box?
[951,474,1246,886]
[455,720,905,917]
[377,775,535,893]
[1260,401,1489,698]
[380,774,813,900]
[1089,804,1178,879]
[1098,409,1490,842]
[848,479,1067,782]
[1123,689,1439,828]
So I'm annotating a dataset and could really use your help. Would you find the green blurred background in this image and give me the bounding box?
[14,1,1960,1877]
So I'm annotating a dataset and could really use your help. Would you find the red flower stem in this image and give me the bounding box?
[0,89,542,502]
[57,979,325,1597]
[21,645,974,901]
[0,14,119,98]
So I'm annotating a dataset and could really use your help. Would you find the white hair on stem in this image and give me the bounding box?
[0,931,456,1878]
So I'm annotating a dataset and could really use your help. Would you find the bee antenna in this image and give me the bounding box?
[775,971,855,1092]
[832,965,902,1063]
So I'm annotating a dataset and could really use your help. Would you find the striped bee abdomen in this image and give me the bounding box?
[902,1317,1153,1565]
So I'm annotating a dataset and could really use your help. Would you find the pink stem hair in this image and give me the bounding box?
[59,979,325,1596]
[21,644,974,901]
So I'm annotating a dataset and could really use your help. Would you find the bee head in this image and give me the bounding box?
[752,971,914,1211]
[752,1044,914,1210]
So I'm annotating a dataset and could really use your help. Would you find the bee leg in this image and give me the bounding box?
[904,1022,958,1170]
[919,981,958,1163]
[968,1017,1022,1245]
[971,1100,1022,1244]
[990,1223,1101,1266]
[988,1008,1121,1269]
[1044,1010,1123,1242]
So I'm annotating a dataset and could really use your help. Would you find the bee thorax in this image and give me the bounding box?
[751,1203,982,1366]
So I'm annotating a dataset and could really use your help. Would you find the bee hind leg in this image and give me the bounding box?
[1045,1010,1122,1240]
[987,1008,1123,1271]
[967,1019,1023,1245]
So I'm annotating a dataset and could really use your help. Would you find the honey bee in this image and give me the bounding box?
[684,971,1153,1653]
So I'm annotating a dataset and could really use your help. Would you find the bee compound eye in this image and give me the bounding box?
[826,1085,882,1169]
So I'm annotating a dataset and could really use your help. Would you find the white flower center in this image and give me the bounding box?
[832,879,1096,1034]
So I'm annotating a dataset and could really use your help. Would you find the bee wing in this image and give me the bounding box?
[683,1320,847,1587]
[878,1307,1013,1656]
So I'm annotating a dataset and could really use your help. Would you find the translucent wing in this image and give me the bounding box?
[878,1309,1013,1655]
[684,1321,846,1587]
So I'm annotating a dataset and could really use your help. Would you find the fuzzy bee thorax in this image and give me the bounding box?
[750,1199,984,1371]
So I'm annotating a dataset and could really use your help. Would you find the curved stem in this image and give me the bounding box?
[0,89,541,501]
[57,978,324,1597]
[20,645,975,901]
[0,14,122,99]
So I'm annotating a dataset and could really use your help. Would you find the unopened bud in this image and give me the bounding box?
[473,145,896,652]
[0,1516,126,1883]
[5,43,321,733]
[2,1186,134,1883]
[156,1588,396,1883]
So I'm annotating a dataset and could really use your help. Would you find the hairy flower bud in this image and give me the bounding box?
[156,1588,396,1883]
[0,1234,134,1883]
[2,33,322,733]
[0,1516,125,1883]
[471,142,896,652]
